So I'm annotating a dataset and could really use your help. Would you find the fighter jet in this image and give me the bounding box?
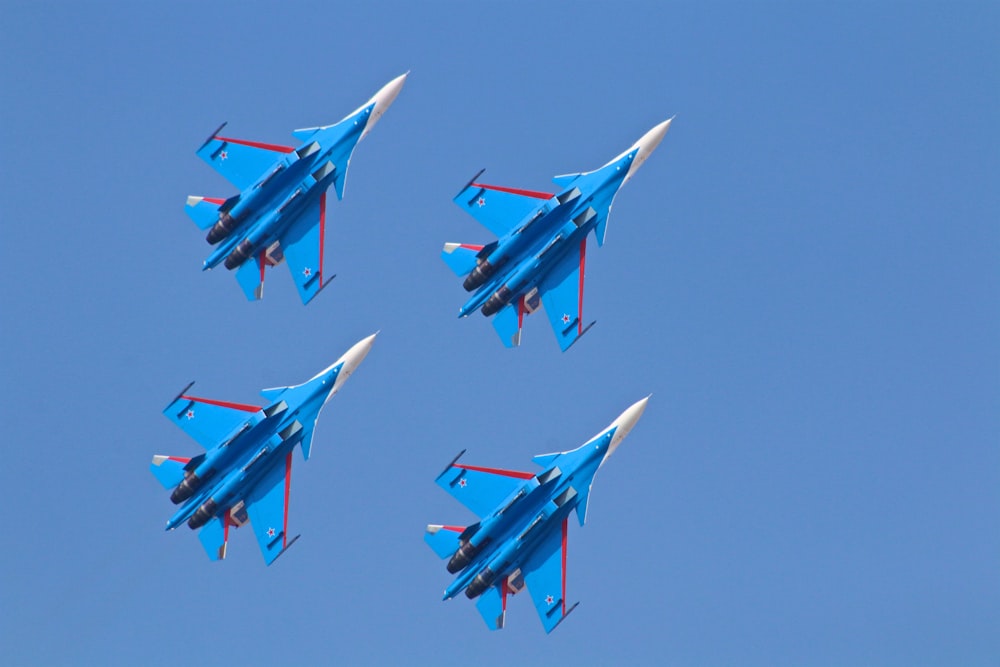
[442,118,672,350]
[186,73,407,304]
[150,333,376,565]
[425,396,650,632]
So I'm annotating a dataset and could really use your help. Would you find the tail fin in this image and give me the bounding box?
[424,524,464,559]
[552,172,582,189]
[441,243,485,277]
[185,196,233,231]
[150,455,190,489]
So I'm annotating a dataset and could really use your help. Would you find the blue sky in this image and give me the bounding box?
[1,2,997,665]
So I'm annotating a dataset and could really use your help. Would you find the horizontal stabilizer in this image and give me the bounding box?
[441,243,484,277]
[150,455,190,489]
[185,196,229,231]
[491,303,522,348]
[475,584,507,631]
[234,253,265,301]
[424,524,463,560]
[198,517,228,561]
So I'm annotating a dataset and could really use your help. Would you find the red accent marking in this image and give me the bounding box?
[283,451,292,549]
[180,395,261,412]
[471,182,553,200]
[223,513,230,542]
[517,296,525,330]
[202,197,227,205]
[258,250,266,286]
[577,238,587,336]
[501,576,509,615]
[215,135,295,153]
[453,463,534,479]
[459,244,485,251]
[166,456,191,463]
[318,192,326,286]
[561,518,568,616]
[439,525,465,533]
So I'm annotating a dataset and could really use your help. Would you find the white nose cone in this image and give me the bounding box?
[621,117,673,187]
[360,72,408,140]
[604,395,650,460]
[323,332,378,399]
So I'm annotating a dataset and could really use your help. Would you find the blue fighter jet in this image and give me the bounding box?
[425,396,649,632]
[442,118,672,350]
[186,73,407,304]
[150,333,376,565]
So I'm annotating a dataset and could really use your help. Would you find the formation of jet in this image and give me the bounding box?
[425,397,650,632]
[442,118,672,350]
[150,334,376,565]
[186,73,407,304]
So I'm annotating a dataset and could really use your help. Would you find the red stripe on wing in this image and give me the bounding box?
[180,395,261,412]
[453,463,534,479]
[215,135,295,154]
[471,182,553,200]
[202,197,227,205]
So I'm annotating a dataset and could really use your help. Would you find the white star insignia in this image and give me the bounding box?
[219,150,228,161]
[477,197,486,207]
[186,410,194,420]
[266,527,275,538]
[458,477,467,488]
[303,267,312,277]
[561,313,571,324]
[545,594,554,605]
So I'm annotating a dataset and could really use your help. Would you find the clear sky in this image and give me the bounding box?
[1,2,997,665]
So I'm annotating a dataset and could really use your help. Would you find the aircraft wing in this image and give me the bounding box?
[435,455,534,519]
[522,517,577,633]
[453,177,552,238]
[245,451,299,566]
[539,238,594,351]
[280,192,329,304]
[163,386,262,450]
[197,127,295,191]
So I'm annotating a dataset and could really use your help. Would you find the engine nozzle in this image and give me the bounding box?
[224,239,255,270]
[447,539,485,574]
[170,472,202,505]
[206,212,239,245]
[463,258,499,292]
[465,566,496,599]
[187,499,218,530]
[481,285,512,317]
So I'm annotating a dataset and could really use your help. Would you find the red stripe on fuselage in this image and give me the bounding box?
[561,518,568,616]
[180,395,261,412]
[283,451,292,549]
[471,182,553,200]
[215,135,295,153]
[578,238,587,335]
[453,463,534,479]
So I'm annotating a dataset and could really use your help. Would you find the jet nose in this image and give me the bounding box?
[605,395,651,458]
[621,117,673,186]
[324,332,378,398]
[361,72,409,140]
